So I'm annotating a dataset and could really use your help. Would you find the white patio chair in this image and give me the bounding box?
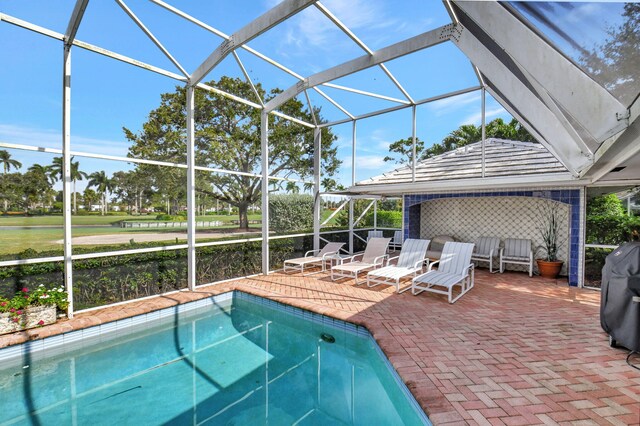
[367,239,430,293]
[331,238,391,285]
[411,242,475,303]
[283,242,345,275]
[499,238,533,277]
[470,236,501,273]
[388,230,404,251]
[367,230,383,241]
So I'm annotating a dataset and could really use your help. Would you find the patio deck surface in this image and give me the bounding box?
[2,269,639,425]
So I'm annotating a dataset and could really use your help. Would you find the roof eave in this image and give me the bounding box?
[348,172,585,195]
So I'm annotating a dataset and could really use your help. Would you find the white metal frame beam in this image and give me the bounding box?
[265,24,457,112]
[451,22,591,176]
[2,12,313,127]
[60,0,90,318]
[453,1,627,146]
[64,0,89,44]
[314,2,414,103]
[186,85,196,290]
[116,0,189,77]
[319,86,481,128]
[191,0,318,85]
[148,0,354,119]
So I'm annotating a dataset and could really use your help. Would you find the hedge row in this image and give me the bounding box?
[0,237,313,311]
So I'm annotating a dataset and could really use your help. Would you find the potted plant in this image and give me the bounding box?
[536,203,565,278]
[0,285,68,335]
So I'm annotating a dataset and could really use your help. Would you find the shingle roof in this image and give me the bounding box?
[354,138,569,187]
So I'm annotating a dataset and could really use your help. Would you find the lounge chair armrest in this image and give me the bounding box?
[321,251,340,261]
[304,249,321,257]
[412,258,429,270]
[372,254,387,266]
[386,255,400,266]
[340,253,363,264]
[427,259,440,271]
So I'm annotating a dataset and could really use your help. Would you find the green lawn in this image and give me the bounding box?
[0,214,264,226]
[0,212,337,255]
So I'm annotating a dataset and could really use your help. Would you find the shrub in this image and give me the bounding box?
[375,210,402,228]
[269,194,314,233]
[0,237,313,310]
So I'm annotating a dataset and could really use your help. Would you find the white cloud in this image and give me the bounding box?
[425,91,481,116]
[275,0,420,55]
[0,124,130,157]
[342,154,386,170]
[459,106,507,126]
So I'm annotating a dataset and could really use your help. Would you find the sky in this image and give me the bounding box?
[0,0,626,191]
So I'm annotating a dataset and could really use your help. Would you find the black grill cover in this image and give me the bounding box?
[600,242,640,351]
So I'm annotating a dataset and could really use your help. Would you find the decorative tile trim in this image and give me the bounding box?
[233,291,370,337]
[404,188,583,286]
[0,291,234,363]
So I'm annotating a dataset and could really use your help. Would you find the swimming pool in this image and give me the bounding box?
[0,292,430,425]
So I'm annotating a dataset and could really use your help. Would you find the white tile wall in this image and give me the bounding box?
[420,196,570,274]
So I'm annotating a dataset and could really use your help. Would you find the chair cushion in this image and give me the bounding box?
[430,235,456,253]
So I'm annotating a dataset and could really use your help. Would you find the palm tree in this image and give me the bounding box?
[71,158,88,214]
[48,156,63,183]
[0,150,22,174]
[28,164,54,185]
[49,157,89,213]
[1,150,22,211]
[87,171,114,215]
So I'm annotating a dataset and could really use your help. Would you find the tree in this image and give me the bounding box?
[0,173,23,212]
[71,158,88,214]
[420,118,536,159]
[49,156,89,213]
[383,137,425,164]
[27,164,54,184]
[48,156,63,183]
[0,150,22,175]
[112,170,152,214]
[87,171,114,215]
[83,188,98,212]
[124,77,340,229]
[23,169,54,211]
[0,150,22,212]
[580,3,639,104]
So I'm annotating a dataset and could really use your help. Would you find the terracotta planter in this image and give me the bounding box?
[536,260,563,279]
[0,304,56,335]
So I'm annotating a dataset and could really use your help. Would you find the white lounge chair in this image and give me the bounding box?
[283,242,345,275]
[471,236,501,273]
[367,238,430,293]
[388,230,404,251]
[331,237,390,284]
[367,230,383,241]
[411,242,475,303]
[499,238,533,277]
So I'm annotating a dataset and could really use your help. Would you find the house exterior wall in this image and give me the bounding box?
[403,188,584,286]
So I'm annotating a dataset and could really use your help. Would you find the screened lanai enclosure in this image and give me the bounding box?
[0,0,639,317]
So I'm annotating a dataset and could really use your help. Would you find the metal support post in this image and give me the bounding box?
[412,105,417,182]
[186,85,196,290]
[261,111,270,274]
[348,200,354,255]
[62,44,74,318]
[349,120,356,253]
[481,87,486,178]
[373,199,377,230]
[313,127,321,251]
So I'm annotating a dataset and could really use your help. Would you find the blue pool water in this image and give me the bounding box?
[0,292,429,425]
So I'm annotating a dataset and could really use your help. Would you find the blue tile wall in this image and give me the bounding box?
[404,189,581,286]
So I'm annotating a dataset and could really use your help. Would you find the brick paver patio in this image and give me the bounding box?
[2,269,639,425]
